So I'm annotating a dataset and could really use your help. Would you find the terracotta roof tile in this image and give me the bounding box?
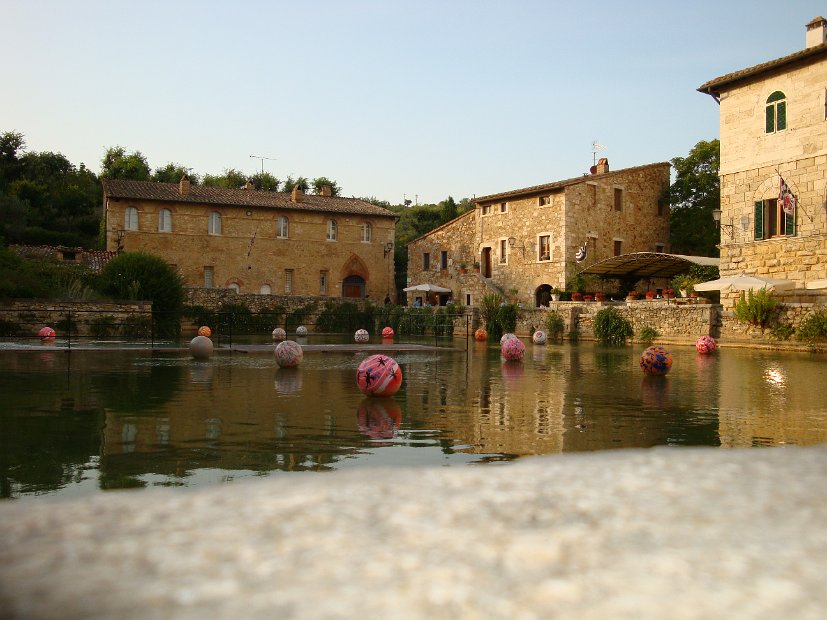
[102,179,397,219]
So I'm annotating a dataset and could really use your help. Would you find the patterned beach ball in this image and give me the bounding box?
[695,335,717,354]
[639,345,673,375]
[296,325,308,336]
[356,354,403,397]
[501,337,526,361]
[189,335,214,360]
[38,326,55,340]
[500,333,517,345]
[532,330,547,345]
[272,327,286,342]
[197,325,212,337]
[354,329,370,343]
[381,326,394,339]
[474,327,488,341]
[275,340,304,367]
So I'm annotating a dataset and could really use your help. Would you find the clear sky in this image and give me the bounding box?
[2,0,820,204]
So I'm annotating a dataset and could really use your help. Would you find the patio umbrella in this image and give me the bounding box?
[805,279,827,290]
[694,273,795,292]
[402,283,452,293]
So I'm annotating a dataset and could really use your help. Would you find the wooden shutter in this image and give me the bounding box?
[777,101,787,131]
[765,105,775,133]
[754,201,764,240]
[785,205,796,236]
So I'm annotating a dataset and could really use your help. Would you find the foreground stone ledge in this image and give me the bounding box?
[2,446,827,619]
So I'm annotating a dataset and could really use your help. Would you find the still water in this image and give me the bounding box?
[2,340,826,501]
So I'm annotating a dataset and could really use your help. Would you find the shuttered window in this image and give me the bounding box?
[766,91,787,133]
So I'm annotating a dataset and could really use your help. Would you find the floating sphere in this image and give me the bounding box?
[275,340,303,367]
[189,335,214,360]
[695,335,717,354]
[354,328,370,343]
[38,326,55,340]
[474,327,488,341]
[356,354,402,397]
[532,330,547,345]
[381,326,394,338]
[640,345,673,375]
[272,327,286,342]
[197,325,212,337]
[296,325,308,336]
[501,337,525,361]
[500,333,517,345]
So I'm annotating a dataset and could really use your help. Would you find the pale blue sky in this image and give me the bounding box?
[2,1,820,204]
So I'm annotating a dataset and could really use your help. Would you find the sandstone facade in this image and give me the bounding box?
[406,161,670,307]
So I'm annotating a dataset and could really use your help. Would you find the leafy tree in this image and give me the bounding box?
[0,130,25,189]
[153,163,200,185]
[203,168,248,189]
[250,171,280,191]
[439,196,458,223]
[669,139,720,257]
[100,146,151,180]
[311,176,340,196]
[282,175,309,193]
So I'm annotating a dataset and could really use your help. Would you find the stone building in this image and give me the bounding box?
[102,178,397,300]
[698,16,827,304]
[405,160,670,307]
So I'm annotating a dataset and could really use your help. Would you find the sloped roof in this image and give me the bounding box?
[698,41,827,97]
[578,252,719,279]
[102,179,397,219]
[474,162,670,204]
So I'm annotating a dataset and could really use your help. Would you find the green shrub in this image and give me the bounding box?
[593,307,633,345]
[0,319,21,336]
[770,322,795,341]
[543,310,565,341]
[733,288,778,328]
[285,303,317,331]
[638,325,660,345]
[796,309,827,346]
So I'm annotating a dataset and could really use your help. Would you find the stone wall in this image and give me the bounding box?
[0,300,152,337]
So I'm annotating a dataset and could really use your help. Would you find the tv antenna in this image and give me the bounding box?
[592,141,606,165]
[249,154,277,175]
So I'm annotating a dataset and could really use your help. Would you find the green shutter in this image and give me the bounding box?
[766,105,775,133]
[777,101,786,131]
[754,201,764,240]
[785,205,796,236]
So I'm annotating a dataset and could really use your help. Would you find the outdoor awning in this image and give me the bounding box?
[403,283,452,293]
[578,252,719,279]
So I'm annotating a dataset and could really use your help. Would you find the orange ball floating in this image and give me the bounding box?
[640,345,673,375]
[356,354,402,397]
[198,325,212,337]
[474,327,488,341]
[381,326,394,338]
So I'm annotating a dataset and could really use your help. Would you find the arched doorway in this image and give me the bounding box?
[481,247,492,278]
[343,275,366,298]
[535,284,552,308]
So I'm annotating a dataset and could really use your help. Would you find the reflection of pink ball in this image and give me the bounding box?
[695,335,717,354]
[474,328,488,341]
[501,337,525,361]
[272,327,286,341]
[38,326,55,340]
[640,345,673,375]
[532,330,547,345]
[275,340,303,367]
[501,360,525,381]
[354,329,369,343]
[356,355,402,397]
[381,326,394,338]
[357,398,402,439]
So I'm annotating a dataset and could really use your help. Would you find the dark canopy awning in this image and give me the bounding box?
[578,252,719,279]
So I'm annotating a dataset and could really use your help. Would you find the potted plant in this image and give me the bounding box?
[571,292,583,302]
[645,291,656,300]
[595,292,606,302]
[626,291,640,301]
[663,288,675,299]
[550,287,561,302]
[459,262,468,274]
[472,261,480,273]
[583,294,594,302]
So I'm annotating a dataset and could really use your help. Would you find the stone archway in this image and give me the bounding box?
[535,284,552,308]
[340,254,370,298]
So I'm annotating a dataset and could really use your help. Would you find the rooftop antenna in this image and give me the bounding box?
[249,154,277,175]
[592,141,606,166]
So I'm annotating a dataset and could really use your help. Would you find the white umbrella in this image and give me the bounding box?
[805,279,827,290]
[402,283,452,293]
[694,273,795,292]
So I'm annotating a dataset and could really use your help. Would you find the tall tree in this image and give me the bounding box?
[153,163,200,185]
[100,146,151,180]
[250,171,280,191]
[311,176,340,196]
[203,168,248,189]
[282,175,309,193]
[438,196,458,223]
[669,139,720,257]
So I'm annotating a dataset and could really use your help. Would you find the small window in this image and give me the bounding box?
[765,91,787,133]
[500,239,507,264]
[538,235,550,261]
[755,198,796,240]
[159,208,172,233]
[277,216,289,239]
[320,270,328,295]
[440,250,448,270]
[614,240,622,256]
[208,211,222,235]
[481,204,491,216]
[125,206,139,231]
[614,188,623,212]
[361,222,371,243]
[260,284,272,295]
[465,293,472,306]
[204,266,214,288]
[539,196,550,206]
[228,282,240,294]
[284,269,294,294]
[326,219,337,241]
[423,252,430,270]
[499,202,507,213]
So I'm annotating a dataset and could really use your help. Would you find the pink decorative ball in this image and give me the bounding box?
[640,345,673,375]
[356,354,403,397]
[474,327,488,341]
[275,340,303,367]
[272,327,286,341]
[354,329,370,343]
[197,325,212,337]
[695,335,717,354]
[501,337,525,361]
[500,333,517,345]
[381,326,394,338]
[532,330,547,345]
[38,326,55,340]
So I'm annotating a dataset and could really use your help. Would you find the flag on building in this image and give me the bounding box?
[779,176,796,215]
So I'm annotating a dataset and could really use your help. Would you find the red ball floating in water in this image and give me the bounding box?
[198,325,212,337]
[501,337,525,361]
[695,335,717,354]
[381,326,394,338]
[38,326,55,340]
[474,327,488,341]
[356,354,402,397]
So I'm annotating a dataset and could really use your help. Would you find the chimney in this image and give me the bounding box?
[320,185,332,197]
[806,16,827,48]
[593,158,609,174]
[291,185,304,203]
[244,180,255,191]
[179,174,190,196]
